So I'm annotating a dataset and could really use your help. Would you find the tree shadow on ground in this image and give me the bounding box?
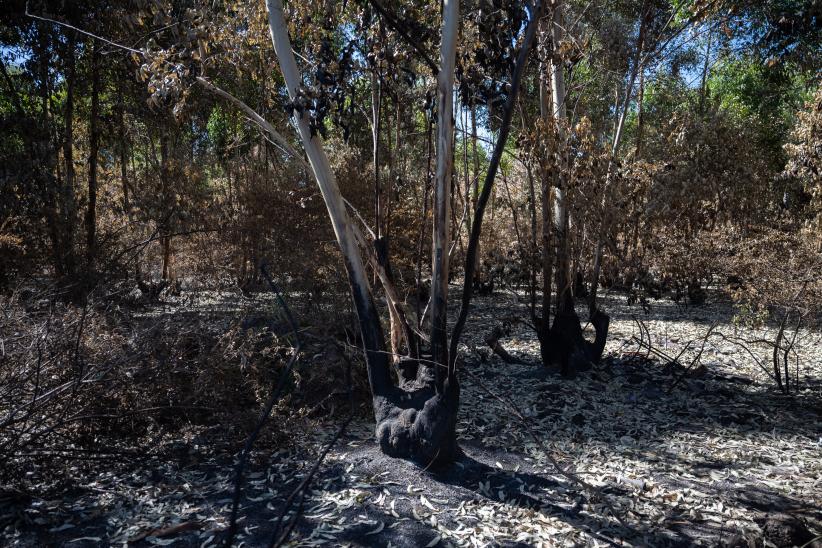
[273,431,725,546]
[453,353,821,541]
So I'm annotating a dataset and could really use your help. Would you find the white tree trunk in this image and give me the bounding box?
[265,0,390,393]
[430,0,459,378]
[550,0,572,313]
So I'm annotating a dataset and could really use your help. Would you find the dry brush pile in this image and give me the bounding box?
[0,281,371,501]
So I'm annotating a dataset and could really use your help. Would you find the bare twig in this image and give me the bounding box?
[221,262,302,548]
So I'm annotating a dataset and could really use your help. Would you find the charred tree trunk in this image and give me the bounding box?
[449,0,545,365]
[266,0,459,467]
[536,0,609,377]
[470,104,481,273]
[535,20,554,348]
[60,31,78,278]
[34,28,62,277]
[160,133,173,281]
[117,79,130,212]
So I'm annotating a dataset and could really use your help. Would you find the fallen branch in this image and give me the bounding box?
[667,323,717,393]
[484,324,526,364]
[269,341,355,548]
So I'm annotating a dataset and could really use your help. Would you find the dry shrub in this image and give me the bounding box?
[0,282,368,490]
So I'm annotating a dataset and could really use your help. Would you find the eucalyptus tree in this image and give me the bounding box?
[509,0,719,376]
[259,0,543,465]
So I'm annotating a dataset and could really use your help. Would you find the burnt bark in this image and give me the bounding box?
[540,308,610,377]
[59,31,78,278]
[266,0,459,467]
[374,360,460,467]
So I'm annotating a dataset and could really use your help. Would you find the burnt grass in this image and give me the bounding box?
[2,287,821,547]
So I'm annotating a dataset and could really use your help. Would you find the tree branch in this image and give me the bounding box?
[448,0,545,370]
[362,0,439,76]
[195,77,310,171]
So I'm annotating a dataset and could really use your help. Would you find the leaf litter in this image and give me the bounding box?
[2,290,821,547]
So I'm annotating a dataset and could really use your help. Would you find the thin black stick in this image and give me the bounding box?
[268,343,355,548]
[667,323,717,393]
[449,0,545,371]
[221,263,301,548]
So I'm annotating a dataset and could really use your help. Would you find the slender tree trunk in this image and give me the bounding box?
[430,0,459,386]
[61,31,78,278]
[371,67,382,238]
[462,106,472,235]
[588,0,649,315]
[518,97,540,318]
[541,169,554,322]
[470,105,480,273]
[267,0,388,386]
[162,237,172,280]
[35,27,62,276]
[387,101,400,235]
[449,0,545,366]
[85,40,100,269]
[635,70,645,158]
[538,28,554,335]
[699,29,712,115]
[549,1,572,316]
[415,120,433,330]
[384,102,404,361]
[524,159,539,320]
[160,133,173,281]
[117,81,130,211]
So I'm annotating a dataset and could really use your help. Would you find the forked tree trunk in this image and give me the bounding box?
[537,0,609,377]
[265,0,458,466]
